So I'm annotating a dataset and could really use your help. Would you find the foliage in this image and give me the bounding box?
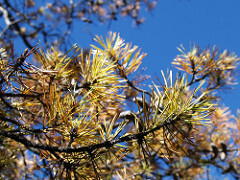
[0,32,239,179]
[0,0,156,50]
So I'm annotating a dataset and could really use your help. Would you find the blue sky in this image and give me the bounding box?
[73,0,240,112]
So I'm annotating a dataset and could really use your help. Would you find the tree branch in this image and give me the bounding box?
[0,121,166,153]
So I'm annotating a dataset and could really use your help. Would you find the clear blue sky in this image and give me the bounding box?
[73,0,240,113]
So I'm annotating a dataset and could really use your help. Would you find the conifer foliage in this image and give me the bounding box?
[0,32,239,179]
